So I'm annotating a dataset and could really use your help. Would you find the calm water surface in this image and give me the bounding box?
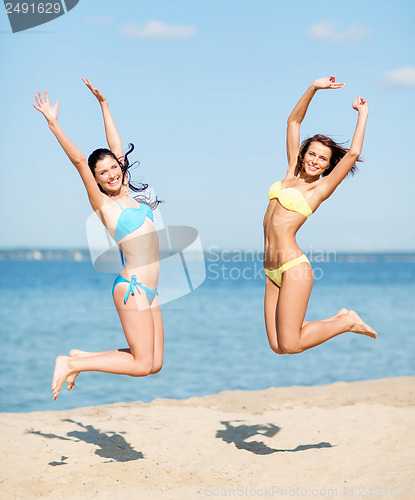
[1,256,414,412]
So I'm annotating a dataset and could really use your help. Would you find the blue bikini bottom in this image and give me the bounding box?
[112,274,158,305]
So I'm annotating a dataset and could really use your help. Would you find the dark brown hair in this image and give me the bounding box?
[295,134,360,177]
[88,143,161,210]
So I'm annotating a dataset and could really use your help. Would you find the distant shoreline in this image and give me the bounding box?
[1,248,415,262]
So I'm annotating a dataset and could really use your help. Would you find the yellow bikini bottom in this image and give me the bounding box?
[264,254,310,287]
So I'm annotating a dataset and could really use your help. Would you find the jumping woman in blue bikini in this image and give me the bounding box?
[34,79,164,400]
[263,76,377,355]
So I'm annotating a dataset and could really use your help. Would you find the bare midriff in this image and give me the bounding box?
[117,220,160,290]
[263,199,308,270]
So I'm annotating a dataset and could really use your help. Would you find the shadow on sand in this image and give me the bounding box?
[217,420,334,455]
[28,418,143,464]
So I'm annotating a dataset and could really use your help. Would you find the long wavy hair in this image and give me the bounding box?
[88,143,161,210]
[295,134,361,177]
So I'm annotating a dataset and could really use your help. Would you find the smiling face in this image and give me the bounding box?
[302,141,332,177]
[94,155,123,194]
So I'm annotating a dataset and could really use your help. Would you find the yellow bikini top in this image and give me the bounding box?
[268,181,313,218]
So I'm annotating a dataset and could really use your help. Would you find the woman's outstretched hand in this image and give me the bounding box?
[33,90,59,123]
[82,78,107,103]
[312,76,345,90]
[352,95,368,114]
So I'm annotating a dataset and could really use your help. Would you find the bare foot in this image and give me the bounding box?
[347,310,377,339]
[66,349,88,391]
[66,372,78,391]
[52,356,72,400]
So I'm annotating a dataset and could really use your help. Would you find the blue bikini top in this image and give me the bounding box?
[113,197,153,244]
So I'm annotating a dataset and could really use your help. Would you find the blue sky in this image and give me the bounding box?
[1,0,414,251]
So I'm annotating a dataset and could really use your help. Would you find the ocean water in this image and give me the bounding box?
[1,254,414,413]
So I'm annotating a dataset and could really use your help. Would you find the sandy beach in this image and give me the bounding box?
[1,377,414,499]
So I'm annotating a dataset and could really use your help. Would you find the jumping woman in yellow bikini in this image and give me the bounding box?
[34,80,164,399]
[263,76,377,355]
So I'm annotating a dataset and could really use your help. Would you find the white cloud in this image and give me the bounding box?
[307,21,371,45]
[85,17,114,26]
[119,20,196,40]
[383,66,415,88]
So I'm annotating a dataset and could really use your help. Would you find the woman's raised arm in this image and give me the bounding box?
[82,78,124,163]
[286,76,344,174]
[319,96,369,198]
[33,90,103,210]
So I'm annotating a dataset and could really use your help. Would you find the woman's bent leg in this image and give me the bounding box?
[52,287,161,400]
[66,298,163,390]
[264,272,349,355]
[66,348,131,390]
[276,262,313,354]
[276,263,376,354]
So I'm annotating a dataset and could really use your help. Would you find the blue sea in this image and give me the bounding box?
[1,251,414,413]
